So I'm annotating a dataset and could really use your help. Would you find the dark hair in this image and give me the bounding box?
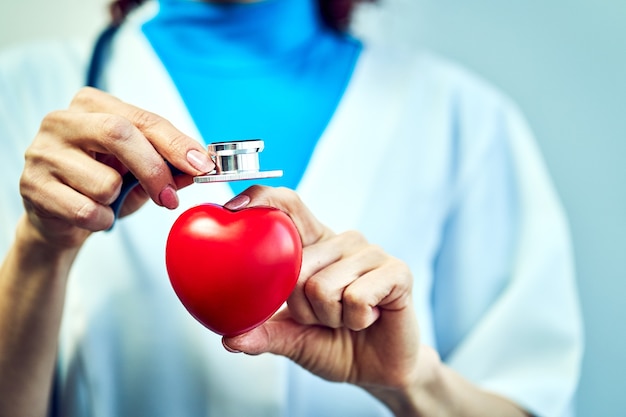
[317,0,373,31]
[109,0,371,31]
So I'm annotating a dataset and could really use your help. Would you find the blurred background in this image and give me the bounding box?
[1,0,624,415]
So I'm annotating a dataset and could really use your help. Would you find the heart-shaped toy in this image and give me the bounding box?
[165,203,302,336]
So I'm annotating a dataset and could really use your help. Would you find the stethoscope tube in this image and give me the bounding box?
[86,24,120,89]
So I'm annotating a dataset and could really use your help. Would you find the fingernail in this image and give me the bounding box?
[224,194,250,210]
[222,338,242,354]
[159,185,179,209]
[187,149,214,173]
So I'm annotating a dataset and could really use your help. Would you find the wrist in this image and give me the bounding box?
[14,214,81,270]
[367,345,531,417]
[365,345,446,417]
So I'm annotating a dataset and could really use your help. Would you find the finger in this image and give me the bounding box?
[341,270,387,331]
[47,148,123,206]
[305,241,388,329]
[222,309,311,357]
[69,87,214,175]
[21,177,115,232]
[287,231,367,326]
[224,185,332,246]
[106,163,194,218]
[342,258,413,330]
[40,110,179,209]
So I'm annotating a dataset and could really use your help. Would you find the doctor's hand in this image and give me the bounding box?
[19,87,214,249]
[222,186,427,413]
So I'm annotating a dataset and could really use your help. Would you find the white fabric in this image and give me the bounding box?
[0,3,582,417]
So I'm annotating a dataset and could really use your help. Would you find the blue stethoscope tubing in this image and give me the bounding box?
[86,24,183,226]
[86,25,118,89]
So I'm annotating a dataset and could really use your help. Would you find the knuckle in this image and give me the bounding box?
[364,244,386,260]
[20,153,49,198]
[19,172,39,202]
[337,230,368,254]
[343,230,366,244]
[70,86,100,108]
[94,171,123,204]
[23,144,45,166]
[303,276,330,301]
[342,287,364,308]
[304,273,334,304]
[130,108,161,131]
[73,201,102,229]
[342,290,372,331]
[342,289,368,318]
[100,114,135,144]
[387,255,409,274]
[144,159,170,180]
[38,110,67,134]
[165,132,192,153]
[394,260,414,287]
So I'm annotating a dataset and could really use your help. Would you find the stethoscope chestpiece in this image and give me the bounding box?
[194,139,283,183]
[108,138,283,228]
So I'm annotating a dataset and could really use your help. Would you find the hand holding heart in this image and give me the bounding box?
[222,186,422,393]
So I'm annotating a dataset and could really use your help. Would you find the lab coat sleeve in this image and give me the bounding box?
[430,91,583,417]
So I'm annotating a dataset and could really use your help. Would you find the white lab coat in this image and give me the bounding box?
[0,3,582,417]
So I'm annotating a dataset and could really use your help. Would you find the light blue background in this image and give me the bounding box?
[406,2,626,415]
[1,0,625,415]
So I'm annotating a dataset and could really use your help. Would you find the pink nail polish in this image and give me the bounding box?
[187,149,214,173]
[159,185,179,210]
[224,194,250,210]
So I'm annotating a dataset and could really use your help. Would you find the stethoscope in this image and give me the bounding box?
[86,23,283,222]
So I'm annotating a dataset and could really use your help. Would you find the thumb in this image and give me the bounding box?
[224,185,331,247]
[222,310,303,357]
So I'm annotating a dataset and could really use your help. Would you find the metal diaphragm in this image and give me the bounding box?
[193,139,283,183]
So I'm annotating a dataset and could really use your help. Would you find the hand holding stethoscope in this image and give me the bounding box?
[19,87,216,247]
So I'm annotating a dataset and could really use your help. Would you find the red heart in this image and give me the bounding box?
[165,203,302,336]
